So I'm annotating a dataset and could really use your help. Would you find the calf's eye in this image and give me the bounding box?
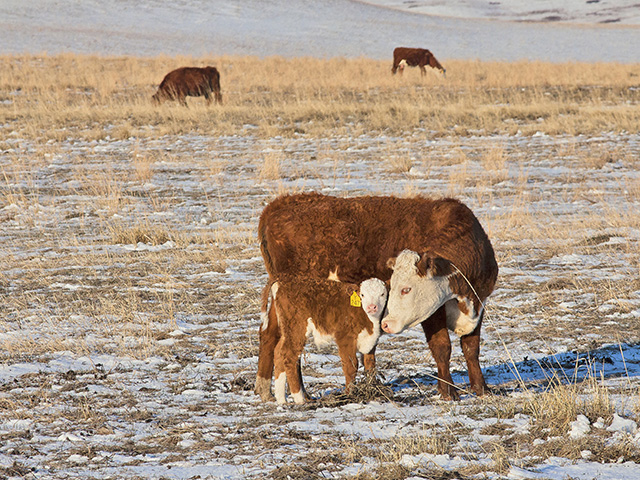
[401,287,411,295]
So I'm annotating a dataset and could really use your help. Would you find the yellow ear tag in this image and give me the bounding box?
[350,291,362,308]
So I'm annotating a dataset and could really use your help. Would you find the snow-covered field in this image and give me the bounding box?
[1,2,640,479]
[1,0,639,61]
[1,126,639,479]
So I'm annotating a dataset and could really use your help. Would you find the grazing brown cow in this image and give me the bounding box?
[255,193,498,400]
[258,276,388,404]
[152,66,222,106]
[392,47,446,77]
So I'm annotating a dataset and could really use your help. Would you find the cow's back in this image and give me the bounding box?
[259,193,497,298]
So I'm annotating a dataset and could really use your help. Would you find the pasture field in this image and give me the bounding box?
[1,54,640,479]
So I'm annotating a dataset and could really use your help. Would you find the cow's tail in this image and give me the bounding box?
[258,216,277,279]
[260,278,278,331]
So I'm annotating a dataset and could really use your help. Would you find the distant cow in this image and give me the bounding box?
[255,193,498,400]
[152,66,222,106]
[392,47,446,77]
[257,276,388,404]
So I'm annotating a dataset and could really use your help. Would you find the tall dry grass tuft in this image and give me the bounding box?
[258,149,284,181]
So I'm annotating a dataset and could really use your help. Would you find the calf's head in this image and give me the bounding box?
[359,278,388,320]
[381,250,456,334]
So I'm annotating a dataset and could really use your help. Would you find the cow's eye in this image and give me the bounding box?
[401,287,411,295]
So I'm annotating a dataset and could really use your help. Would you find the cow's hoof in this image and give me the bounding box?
[471,384,491,396]
[440,388,460,401]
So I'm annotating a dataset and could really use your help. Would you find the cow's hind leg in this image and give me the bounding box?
[255,287,279,401]
[461,314,488,396]
[421,305,459,400]
[296,358,310,401]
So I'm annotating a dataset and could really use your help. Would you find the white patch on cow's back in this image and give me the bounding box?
[327,269,340,281]
[274,371,287,404]
[445,297,480,336]
[306,318,334,348]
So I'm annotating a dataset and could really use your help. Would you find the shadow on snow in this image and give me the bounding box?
[388,342,640,397]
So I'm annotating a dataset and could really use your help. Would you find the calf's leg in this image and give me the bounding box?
[337,342,359,392]
[273,338,288,404]
[281,336,307,404]
[421,305,459,400]
[362,348,376,374]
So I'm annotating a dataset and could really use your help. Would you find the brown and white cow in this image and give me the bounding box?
[152,66,222,106]
[255,193,498,400]
[392,47,446,77]
[257,276,388,404]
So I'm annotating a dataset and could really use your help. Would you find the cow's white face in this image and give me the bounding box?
[381,250,455,334]
[359,278,388,320]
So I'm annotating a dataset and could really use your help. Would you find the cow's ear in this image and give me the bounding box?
[386,256,397,270]
[433,257,454,276]
[417,255,452,277]
[416,254,433,277]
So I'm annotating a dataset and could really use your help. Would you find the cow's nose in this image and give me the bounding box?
[381,321,390,333]
[366,304,378,314]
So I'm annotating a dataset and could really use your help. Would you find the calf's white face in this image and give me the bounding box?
[356,277,388,354]
[381,250,456,334]
[359,278,388,319]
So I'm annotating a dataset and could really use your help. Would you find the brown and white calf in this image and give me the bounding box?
[256,193,498,400]
[257,276,388,404]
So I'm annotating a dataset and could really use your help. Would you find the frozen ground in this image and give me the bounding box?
[1,125,640,478]
[1,1,640,479]
[0,0,639,62]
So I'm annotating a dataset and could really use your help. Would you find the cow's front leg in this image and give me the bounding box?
[461,314,488,396]
[421,305,458,400]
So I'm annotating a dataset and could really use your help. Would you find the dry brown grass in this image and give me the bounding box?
[1,52,639,479]
[1,54,639,141]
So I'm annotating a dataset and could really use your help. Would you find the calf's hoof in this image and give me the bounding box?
[254,376,275,402]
